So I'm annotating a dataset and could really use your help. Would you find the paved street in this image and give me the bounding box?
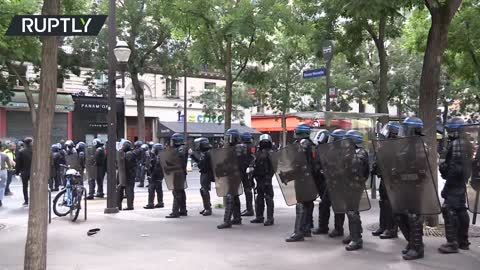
[0,170,479,270]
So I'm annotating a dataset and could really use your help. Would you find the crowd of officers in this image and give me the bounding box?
[1,113,473,262]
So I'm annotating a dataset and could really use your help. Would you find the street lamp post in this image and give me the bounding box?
[322,40,335,112]
[105,0,131,214]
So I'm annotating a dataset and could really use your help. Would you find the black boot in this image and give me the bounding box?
[286,203,305,242]
[301,201,314,237]
[251,191,265,223]
[166,191,180,218]
[264,194,274,226]
[328,213,345,238]
[439,206,459,254]
[373,200,386,236]
[231,196,242,225]
[218,195,234,229]
[380,227,398,239]
[403,214,424,260]
[380,200,398,239]
[345,211,363,251]
[200,189,212,216]
[313,199,330,234]
[179,190,188,216]
[241,188,254,216]
[457,208,470,250]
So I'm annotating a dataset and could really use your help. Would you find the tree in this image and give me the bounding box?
[191,85,254,122]
[22,0,60,268]
[174,0,285,130]
[298,0,412,114]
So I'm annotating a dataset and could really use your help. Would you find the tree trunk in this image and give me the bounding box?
[224,36,233,131]
[24,1,60,269]
[368,16,389,114]
[358,98,365,113]
[131,72,145,141]
[281,112,287,147]
[420,0,462,226]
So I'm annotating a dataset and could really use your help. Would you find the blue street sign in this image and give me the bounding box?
[303,68,326,79]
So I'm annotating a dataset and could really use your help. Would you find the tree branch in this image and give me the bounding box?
[139,40,164,68]
[6,62,38,127]
[233,32,256,83]
[365,22,379,44]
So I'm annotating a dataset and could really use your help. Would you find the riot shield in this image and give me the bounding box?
[210,147,243,197]
[85,146,97,180]
[271,144,318,206]
[372,136,441,215]
[116,150,127,187]
[65,153,81,172]
[317,139,371,213]
[459,125,480,216]
[159,148,187,190]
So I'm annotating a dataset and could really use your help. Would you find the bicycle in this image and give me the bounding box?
[52,165,86,222]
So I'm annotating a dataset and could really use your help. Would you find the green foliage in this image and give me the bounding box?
[191,86,254,121]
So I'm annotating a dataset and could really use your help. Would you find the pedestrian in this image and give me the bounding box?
[0,142,15,207]
[3,141,16,196]
[15,137,33,206]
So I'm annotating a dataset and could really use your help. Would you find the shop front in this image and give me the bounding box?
[0,90,74,143]
[157,121,259,147]
[72,96,125,144]
[251,114,352,145]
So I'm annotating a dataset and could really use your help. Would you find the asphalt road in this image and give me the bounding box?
[0,170,479,270]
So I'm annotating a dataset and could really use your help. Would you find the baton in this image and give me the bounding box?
[473,190,479,225]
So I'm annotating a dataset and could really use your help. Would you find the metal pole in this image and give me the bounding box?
[184,74,188,144]
[325,60,331,112]
[105,0,119,214]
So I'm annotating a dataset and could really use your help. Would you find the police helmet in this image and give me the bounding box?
[258,134,273,149]
[225,129,241,145]
[294,123,311,140]
[328,129,346,143]
[346,130,364,145]
[170,133,184,147]
[313,129,330,145]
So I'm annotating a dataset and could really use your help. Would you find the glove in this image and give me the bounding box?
[246,167,254,174]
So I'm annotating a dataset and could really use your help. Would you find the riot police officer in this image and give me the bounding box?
[87,138,107,200]
[286,123,316,242]
[133,141,146,187]
[341,130,370,251]
[240,132,255,217]
[144,143,165,209]
[76,142,86,178]
[217,129,243,229]
[165,133,188,218]
[250,134,275,226]
[438,117,471,253]
[191,137,214,216]
[139,144,151,188]
[372,122,400,239]
[321,129,347,238]
[396,116,426,260]
[312,129,331,234]
[117,140,137,210]
[49,144,62,191]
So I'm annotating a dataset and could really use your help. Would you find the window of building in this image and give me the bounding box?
[166,78,179,98]
[204,82,216,90]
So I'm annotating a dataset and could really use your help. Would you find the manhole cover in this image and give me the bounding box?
[0,224,5,231]
[366,223,480,238]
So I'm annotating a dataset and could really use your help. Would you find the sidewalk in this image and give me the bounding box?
[0,172,479,270]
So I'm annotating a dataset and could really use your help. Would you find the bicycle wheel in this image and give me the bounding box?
[53,189,71,217]
[70,187,82,222]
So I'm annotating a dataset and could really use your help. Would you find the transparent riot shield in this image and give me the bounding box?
[372,136,441,215]
[317,139,371,213]
[159,148,187,190]
[271,144,318,206]
[65,153,81,172]
[85,146,97,180]
[459,125,480,217]
[210,147,243,197]
[116,150,127,187]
